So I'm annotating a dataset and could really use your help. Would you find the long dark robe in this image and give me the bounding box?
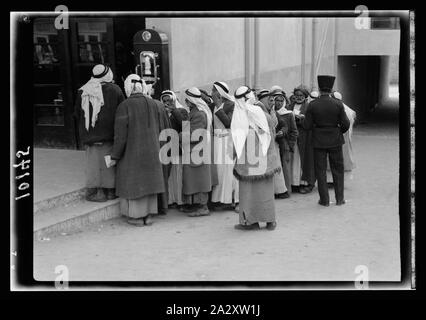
[180,107,212,195]
[234,112,280,224]
[276,111,298,190]
[152,98,172,212]
[287,101,315,185]
[111,93,165,199]
[74,82,125,146]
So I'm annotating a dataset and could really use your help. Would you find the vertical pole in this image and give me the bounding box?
[301,18,306,85]
[244,18,252,88]
[314,18,330,79]
[254,18,260,90]
[334,17,339,90]
[311,18,318,90]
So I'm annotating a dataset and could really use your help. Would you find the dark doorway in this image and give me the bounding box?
[33,18,77,149]
[113,17,146,91]
[33,16,146,149]
[337,55,381,123]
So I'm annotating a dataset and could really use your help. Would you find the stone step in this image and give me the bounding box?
[34,198,120,240]
[34,187,87,215]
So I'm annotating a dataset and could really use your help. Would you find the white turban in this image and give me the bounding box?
[184,87,213,131]
[124,74,144,98]
[79,64,113,131]
[161,90,189,113]
[231,86,271,159]
[270,85,283,92]
[332,91,356,134]
[269,85,284,97]
[273,90,290,112]
[310,90,320,99]
[213,81,235,103]
[332,91,342,100]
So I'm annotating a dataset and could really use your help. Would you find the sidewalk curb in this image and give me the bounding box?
[34,200,120,240]
[34,188,86,215]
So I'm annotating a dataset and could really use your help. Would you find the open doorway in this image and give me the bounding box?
[337,55,399,127]
[337,55,381,124]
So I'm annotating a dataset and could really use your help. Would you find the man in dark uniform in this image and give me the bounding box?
[303,75,350,206]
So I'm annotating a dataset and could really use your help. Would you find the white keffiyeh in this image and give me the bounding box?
[161,90,189,113]
[213,81,235,104]
[231,86,271,159]
[185,87,213,131]
[79,64,113,131]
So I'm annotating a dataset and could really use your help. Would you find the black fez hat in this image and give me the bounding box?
[317,75,336,92]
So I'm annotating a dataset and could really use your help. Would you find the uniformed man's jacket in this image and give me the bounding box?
[303,95,350,149]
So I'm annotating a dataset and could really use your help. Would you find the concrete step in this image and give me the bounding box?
[34,187,87,215]
[34,198,120,240]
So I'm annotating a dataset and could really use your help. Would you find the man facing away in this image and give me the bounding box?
[74,64,125,202]
[303,75,350,206]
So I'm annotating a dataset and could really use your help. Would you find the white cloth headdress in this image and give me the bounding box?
[310,90,319,98]
[142,80,154,96]
[161,90,189,113]
[231,86,271,159]
[124,74,144,98]
[270,85,283,93]
[185,87,213,131]
[331,91,341,100]
[213,81,235,103]
[79,64,114,131]
[273,90,292,115]
[332,91,356,136]
[268,86,284,113]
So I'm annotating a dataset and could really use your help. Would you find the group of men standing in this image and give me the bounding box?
[75,63,353,230]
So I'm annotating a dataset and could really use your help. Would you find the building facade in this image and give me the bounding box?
[29,15,401,149]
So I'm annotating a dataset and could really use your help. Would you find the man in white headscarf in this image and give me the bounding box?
[124,76,171,214]
[309,90,320,102]
[143,83,172,216]
[74,64,125,202]
[327,91,356,185]
[257,88,289,199]
[273,89,299,196]
[179,87,213,217]
[198,87,219,204]
[210,81,239,211]
[232,86,281,231]
[160,90,188,208]
[111,74,167,226]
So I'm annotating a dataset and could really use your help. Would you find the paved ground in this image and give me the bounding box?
[33,105,401,283]
[34,148,85,203]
